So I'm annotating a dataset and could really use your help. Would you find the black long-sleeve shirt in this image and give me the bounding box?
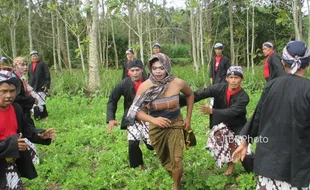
[209,56,231,84]
[180,82,249,134]
[0,103,51,188]
[240,74,310,187]
[106,77,146,129]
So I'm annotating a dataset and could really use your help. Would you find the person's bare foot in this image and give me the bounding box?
[224,162,234,176]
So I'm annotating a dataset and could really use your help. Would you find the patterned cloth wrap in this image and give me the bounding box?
[257,176,310,190]
[4,138,39,190]
[206,123,251,168]
[127,121,151,145]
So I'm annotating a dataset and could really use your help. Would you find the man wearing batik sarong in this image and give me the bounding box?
[127,53,194,190]
[0,68,56,190]
[233,41,310,189]
[180,66,253,176]
[107,59,152,169]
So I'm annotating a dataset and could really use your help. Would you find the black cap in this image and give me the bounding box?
[128,59,144,69]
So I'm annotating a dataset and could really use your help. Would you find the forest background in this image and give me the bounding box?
[0,0,309,189]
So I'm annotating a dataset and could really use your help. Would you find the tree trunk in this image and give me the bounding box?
[147,3,152,57]
[228,0,235,66]
[56,16,62,71]
[196,7,200,67]
[88,0,100,93]
[105,16,109,67]
[246,6,250,69]
[205,0,213,65]
[236,37,241,66]
[10,27,17,59]
[101,0,106,67]
[199,3,204,66]
[128,5,132,48]
[98,19,103,66]
[190,8,199,71]
[28,0,33,52]
[136,0,144,63]
[251,0,255,69]
[10,4,17,59]
[65,14,72,74]
[51,10,57,73]
[111,19,119,69]
[292,0,301,40]
[77,35,86,73]
[298,0,303,40]
[307,0,310,45]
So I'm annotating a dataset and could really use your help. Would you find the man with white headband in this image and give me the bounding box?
[209,43,231,85]
[233,41,310,189]
[180,66,254,176]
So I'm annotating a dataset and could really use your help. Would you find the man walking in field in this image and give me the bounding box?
[180,66,254,175]
[107,58,153,169]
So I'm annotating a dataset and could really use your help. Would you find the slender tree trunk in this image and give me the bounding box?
[228,0,235,65]
[77,35,85,73]
[128,6,132,48]
[251,0,255,70]
[88,0,100,93]
[205,0,213,65]
[196,8,200,67]
[307,0,310,45]
[298,0,303,40]
[101,0,106,67]
[65,15,72,74]
[105,16,109,67]
[51,11,57,73]
[10,28,17,59]
[10,4,17,59]
[236,38,241,66]
[136,0,144,63]
[28,0,33,52]
[199,3,204,66]
[246,7,250,69]
[111,19,119,69]
[148,4,152,57]
[98,21,103,66]
[293,0,301,40]
[56,16,62,71]
[190,8,199,71]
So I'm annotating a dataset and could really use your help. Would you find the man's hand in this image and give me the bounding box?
[151,117,171,128]
[42,86,48,93]
[108,120,118,133]
[232,140,248,163]
[17,133,29,151]
[34,98,39,105]
[198,103,213,115]
[38,128,56,140]
[183,117,191,130]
